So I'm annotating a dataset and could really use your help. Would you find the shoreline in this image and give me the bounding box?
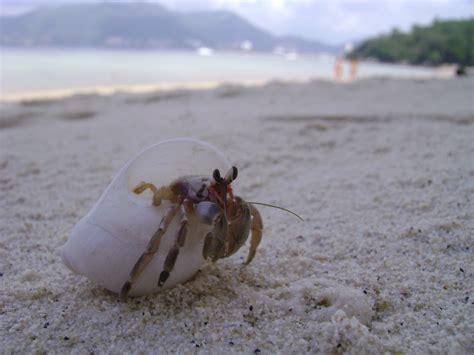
[0,72,456,103]
[0,79,267,103]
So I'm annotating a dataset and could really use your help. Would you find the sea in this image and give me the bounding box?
[0,48,451,101]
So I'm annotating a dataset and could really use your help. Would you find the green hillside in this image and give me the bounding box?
[349,18,474,66]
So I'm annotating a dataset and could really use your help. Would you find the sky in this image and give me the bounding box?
[0,0,473,44]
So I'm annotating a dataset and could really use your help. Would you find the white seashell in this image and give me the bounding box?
[62,138,231,296]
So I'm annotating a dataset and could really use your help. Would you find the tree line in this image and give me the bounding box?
[349,18,473,66]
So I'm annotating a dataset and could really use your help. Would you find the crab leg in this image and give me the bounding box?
[120,204,179,300]
[158,205,188,287]
[133,182,159,195]
[244,205,263,265]
[133,181,175,206]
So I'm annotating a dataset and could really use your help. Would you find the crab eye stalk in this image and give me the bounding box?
[213,169,223,183]
[223,166,238,183]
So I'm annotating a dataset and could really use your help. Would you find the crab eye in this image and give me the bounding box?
[213,169,223,182]
[224,166,238,183]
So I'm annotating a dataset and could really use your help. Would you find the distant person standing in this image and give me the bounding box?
[350,58,359,81]
[334,58,344,81]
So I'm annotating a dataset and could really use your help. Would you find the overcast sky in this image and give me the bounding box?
[1,0,473,44]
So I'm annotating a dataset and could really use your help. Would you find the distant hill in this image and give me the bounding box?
[0,3,336,53]
[349,18,474,66]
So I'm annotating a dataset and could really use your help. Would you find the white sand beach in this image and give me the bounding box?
[1,77,473,353]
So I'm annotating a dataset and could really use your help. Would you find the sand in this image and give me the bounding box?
[0,77,473,353]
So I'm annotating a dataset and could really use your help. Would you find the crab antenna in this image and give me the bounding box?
[247,201,304,221]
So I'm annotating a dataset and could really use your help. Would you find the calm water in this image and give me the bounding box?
[0,48,444,99]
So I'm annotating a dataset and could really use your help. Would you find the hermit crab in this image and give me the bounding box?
[62,138,299,299]
[61,139,250,298]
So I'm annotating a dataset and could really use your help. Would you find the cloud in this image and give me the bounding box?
[162,0,474,43]
[224,0,473,43]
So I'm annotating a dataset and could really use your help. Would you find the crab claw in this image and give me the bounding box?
[195,201,228,261]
